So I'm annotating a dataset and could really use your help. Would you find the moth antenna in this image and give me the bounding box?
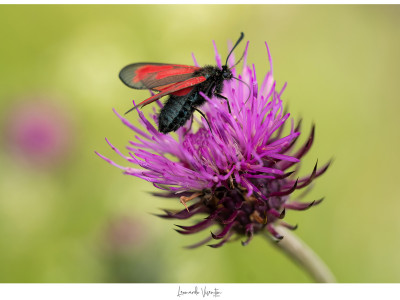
[229,51,245,70]
[229,46,246,70]
[225,32,244,67]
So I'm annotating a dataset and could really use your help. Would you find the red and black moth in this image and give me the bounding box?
[119,32,246,134]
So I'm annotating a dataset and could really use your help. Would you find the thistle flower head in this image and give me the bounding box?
[97,39,330,248]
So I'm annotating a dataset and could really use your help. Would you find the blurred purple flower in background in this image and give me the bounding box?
[101,215,162,283]
[105,215,148,252]
[2,96,74,170]
[98,40,330,248]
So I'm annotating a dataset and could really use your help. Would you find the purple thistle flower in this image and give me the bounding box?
[97,39,330,248]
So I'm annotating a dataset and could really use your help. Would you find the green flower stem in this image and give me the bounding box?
[268,225,336,283]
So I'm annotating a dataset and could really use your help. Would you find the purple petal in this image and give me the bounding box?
[284,198,324,211]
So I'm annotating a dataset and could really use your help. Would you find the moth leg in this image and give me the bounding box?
[215,93,231,114]
[188,114,194,132]
[193,107,213,133]
[183,114,194,137]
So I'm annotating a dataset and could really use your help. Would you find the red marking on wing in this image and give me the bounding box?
[152,83,176,92]
[119,63,201,90]
[170,87,193,96]
[137,76,207,107]
[134,64,199,82]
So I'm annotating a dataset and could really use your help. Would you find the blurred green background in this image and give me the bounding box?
[0,5,399,283]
